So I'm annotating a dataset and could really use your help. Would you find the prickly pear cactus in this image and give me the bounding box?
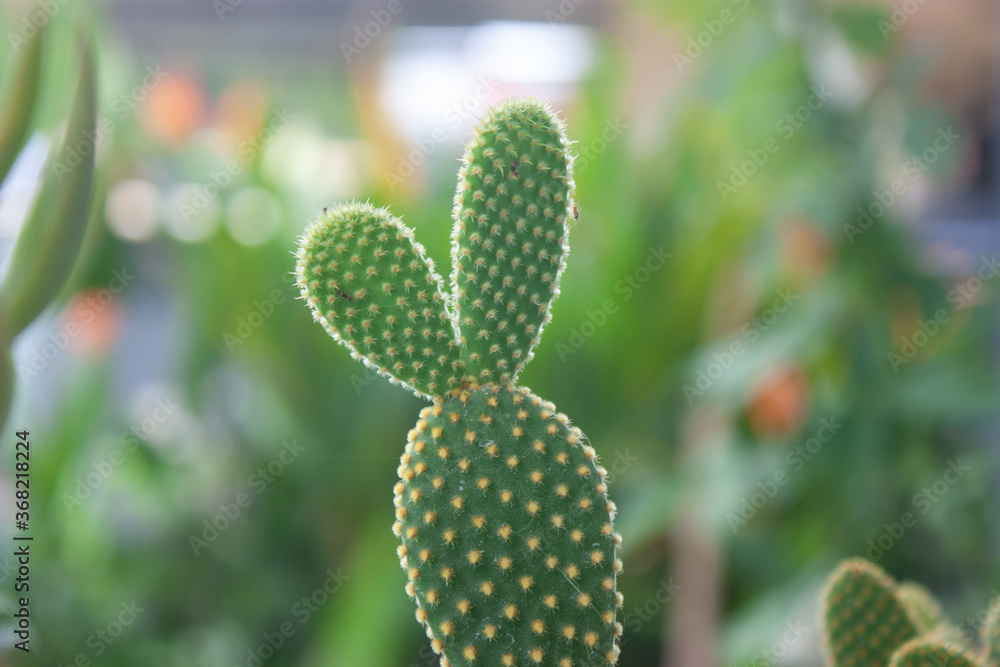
[820,558,992,667]
[896,582,946,634]
[889,638,980,667]
[821,558,921,667]
[296,99,623,666]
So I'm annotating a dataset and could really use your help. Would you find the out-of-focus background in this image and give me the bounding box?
[0,0,998,665]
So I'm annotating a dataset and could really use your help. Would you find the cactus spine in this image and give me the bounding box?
[820,558,997,667]
[296,99,622,666]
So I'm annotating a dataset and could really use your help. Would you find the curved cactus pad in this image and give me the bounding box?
[889,639,980,667]
[897,581,946,634]
[450,99,575,387]
[821,559,920,667]
[394,385,622,666]
[296,203,465,398]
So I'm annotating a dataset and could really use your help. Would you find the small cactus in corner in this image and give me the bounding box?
[820,558,1000,667]
[295,99,623,666]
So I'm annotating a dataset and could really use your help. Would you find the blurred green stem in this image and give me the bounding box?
[0,26,43,185]
[0,33,96,337]
[0,338,12,430]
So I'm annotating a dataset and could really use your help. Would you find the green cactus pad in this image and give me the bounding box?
[294,99,623,665]
[394,385,622,666]
[296,203,465,399]
[888,638,981,667]
[450,99,575,386]
[898,582,946,634]
[982,606,1000,667]
[821,559,920,667]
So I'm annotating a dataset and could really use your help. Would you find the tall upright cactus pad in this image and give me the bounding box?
[450,101,575,386]
[0,26,97,430]
[295,98,623,666]
[821,559,920,667]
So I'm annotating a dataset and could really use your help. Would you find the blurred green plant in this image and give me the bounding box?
[0,25,97,429]
[821,558,999,667]
[1,1,996,665]
[295,99,624,666]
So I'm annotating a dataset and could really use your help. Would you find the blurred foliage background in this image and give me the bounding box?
[0,0,998,666]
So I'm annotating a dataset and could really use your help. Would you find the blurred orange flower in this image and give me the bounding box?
[140,74,205,147]
[747,365,809,438]
[780,218,832,284]
[216,79,270,150]
[62,287,123,359]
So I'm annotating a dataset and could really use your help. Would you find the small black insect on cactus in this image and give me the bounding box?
[295,98,623,666]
